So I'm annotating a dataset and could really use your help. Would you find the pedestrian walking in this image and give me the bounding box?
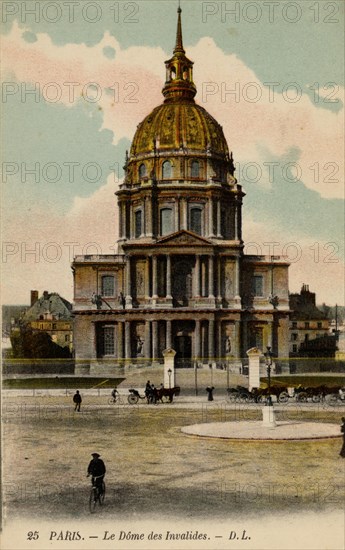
[340,417,345,458]
[206,386,215,401]
[73,390,82,411]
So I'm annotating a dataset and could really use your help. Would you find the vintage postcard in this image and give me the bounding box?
[1,1,344,549]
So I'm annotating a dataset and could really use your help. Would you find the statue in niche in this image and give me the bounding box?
[226,336,232,354]
[136,336,144,356]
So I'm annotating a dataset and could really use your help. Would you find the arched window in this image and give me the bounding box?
[162,161,172,179]
[190,207,202,235]
[139,163,146,178]
[183,67,189,80]
[135,210,142,238]
[191,160,200,177]
[160,208,173,236]
[170,67,176,80]
[101,275,115,297]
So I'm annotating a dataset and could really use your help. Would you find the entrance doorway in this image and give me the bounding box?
[174,335,192,368]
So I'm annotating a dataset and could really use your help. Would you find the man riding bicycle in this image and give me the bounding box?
[87,453,106,494]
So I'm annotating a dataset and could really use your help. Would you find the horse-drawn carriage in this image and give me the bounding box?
[227,384,345,404]
[227,385,288,403]
[128,386,181,404]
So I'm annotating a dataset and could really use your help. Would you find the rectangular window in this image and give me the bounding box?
[252,275,263,297]
[135,210,142,238]
[292,345,297,353]
[103,327,115,355]
[160,208,172,236]
[292,321,297,328]
[291,333,298,341]
[317,322,322,329]
[190,207,202,235]
[305,322,310,329]
[101,275,115,297]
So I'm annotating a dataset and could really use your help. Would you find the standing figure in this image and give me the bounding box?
[206,386,215,401]
[340,417,345,458]
[87,453,106,495]
[73,390,82,411]
[145,380,152,403]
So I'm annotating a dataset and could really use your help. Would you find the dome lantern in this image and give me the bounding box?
[162,6,197,103]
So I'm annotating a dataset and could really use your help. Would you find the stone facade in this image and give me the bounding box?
[72,8,290,373]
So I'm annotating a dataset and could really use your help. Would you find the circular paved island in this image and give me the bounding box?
[181,421,341,440]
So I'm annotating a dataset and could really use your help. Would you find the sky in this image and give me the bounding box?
[1,0,344,306]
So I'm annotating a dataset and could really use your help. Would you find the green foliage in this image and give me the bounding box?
[10,325,71,359]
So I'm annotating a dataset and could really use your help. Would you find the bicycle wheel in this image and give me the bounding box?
[89,488,97,513]
[99,482,106,505]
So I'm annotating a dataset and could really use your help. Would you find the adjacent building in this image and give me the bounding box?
[72,7,290,373]
[21,290,73,353]
[289,284,335,357]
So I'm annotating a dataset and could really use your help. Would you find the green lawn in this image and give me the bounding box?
[2,377,126,389]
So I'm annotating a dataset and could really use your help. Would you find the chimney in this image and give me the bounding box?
[43,291,49,300]
[31,290,39,306]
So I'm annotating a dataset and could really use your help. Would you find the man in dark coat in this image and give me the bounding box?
[87,453,106,494]
[340,417,345,458]
[73,390,82,411]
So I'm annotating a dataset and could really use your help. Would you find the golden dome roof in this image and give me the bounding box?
[129,7,230,161]
[130,102,230,158]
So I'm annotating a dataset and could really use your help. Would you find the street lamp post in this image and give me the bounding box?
[168,368,172,389]
[264,346,273,406]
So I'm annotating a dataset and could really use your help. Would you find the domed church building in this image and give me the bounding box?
[72,7,290,373]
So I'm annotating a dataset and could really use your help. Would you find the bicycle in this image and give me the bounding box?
[89,478,105,513]
[108,392,125,405]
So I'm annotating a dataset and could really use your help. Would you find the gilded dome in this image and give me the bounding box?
[130,102,229,158]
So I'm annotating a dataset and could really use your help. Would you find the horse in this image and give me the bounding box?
[157,386,181,403]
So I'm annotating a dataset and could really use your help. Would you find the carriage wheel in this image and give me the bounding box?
[312,394,321,403]
[327,394,339,406]
[239,393,250,403]
[278,392,289,403]
[128,394,139,405]
[227,393,238,402]
[296,392,307,402]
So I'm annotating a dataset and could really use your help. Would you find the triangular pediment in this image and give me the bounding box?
[155,230,214,246]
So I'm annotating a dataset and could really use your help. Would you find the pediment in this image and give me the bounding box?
[156,230,214,247]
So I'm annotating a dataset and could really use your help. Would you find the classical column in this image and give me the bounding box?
[182,198,188,230]
[146,196,153,237]
[144,320,151,361]
[195,320,201,361]
[117,322,124,360]
[175,198,180,231]
[217,256,222,300]
[234,320,241,358]
[217,320,222,359]
[152,321,159,360]
[145,258,150,299]
[152,255,158,301]
[118,202,123,238]
[208,256,215,298]
[195,255,201,298]
[208,319,215,360]
[166,255,172,299]
[234,257,240,300]
[125,256,133,308]
[217,200,221,237]
[208,198,214,237]
[125,321,131,359]
[166,320,172,349]
[234,200,238,241]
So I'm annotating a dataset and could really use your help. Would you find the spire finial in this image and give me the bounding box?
[174,2,184,53]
